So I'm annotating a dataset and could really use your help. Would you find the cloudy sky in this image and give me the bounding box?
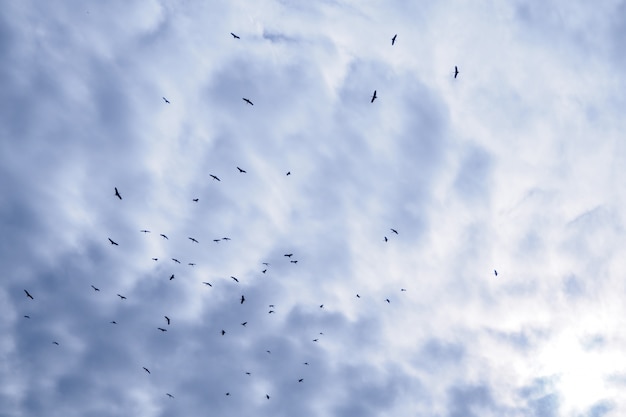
[2,0,626,416]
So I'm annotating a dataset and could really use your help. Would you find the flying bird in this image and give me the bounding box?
[371,90,377,103]
[210,174,221,181]
[245,372,251,375]
[313,339,318,342]
[304,362,309,365]
[262,262,270,266]
[165,316,170,325]
[24,289,34,300]
[52,341,59,345]
[157,327,167,332]
[400,288,407,292]
[172,258,181,264]
[454,66,459,78]
[237,167,247,173]
[385,298,390,303]
[494,270,498,276]
[356,294,360,298]
[193,198,199,202]
[230,32,240,39]
[241,322,247,326]
[114,187,122,200]
[240,295,245,304]
[202,282,212,287]
[140,229,150,233]
[262,269,267,274]
[117,294,126,300]
[110,321,117,324]
[143,367,150,374]
[152,258,158,261]
[391,228,398,234]
[108,238,119,246]
[162,97,170,103]
[268,310,275,314]
[166,393,174,398]
[213,239,221,243]
[391,34,397,45]
[286,171,291,176]
[319,304,324,309]
[290,260,298,264]
[222,237,231,241]
[298,378,303,382]
[24,315,30,319]
[160,234,168,239]
[91,285,100,292]
[188,237,198,243]
[231,276,239,283]
[384,236,388,242]
[266,394,270,400]
[169,274,175,281]
[284,253,293,257]
[221,330,226,335]
[242,98,253,105]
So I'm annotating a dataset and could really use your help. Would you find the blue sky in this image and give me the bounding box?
[2,1,626,416]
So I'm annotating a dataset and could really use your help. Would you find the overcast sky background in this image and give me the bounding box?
[2,0,626,416]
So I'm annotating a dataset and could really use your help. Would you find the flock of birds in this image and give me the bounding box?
[18,31,476,409]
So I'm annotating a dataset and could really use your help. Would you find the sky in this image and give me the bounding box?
[2,0,626,416]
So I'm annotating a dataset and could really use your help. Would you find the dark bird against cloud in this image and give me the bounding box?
[114,187,122,200]
[24,289,34,300]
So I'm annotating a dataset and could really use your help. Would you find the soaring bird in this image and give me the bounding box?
[385,298,390,303]
[269,304,275,308]
[298,378,304,382]
[91,285,100,292]
[165,316,170,325]
[371,90,377,103]
[241,322,247,326]
[262,262,270,266]
[304,362,309,365]
[157,327,167,332]
[356,294,360,298]
[162,97,170,103]
[110,321,117,324]
[52,341,59,345]
[240,295,245,304]
[24,289,34,300]
[140,229,150,233]
[284,253,293,257]
[24,315,30,319]
[108,238,119,246]
[231,276,239,283]
[313,339,318,342]
[401,288,407,292]
[268,310,275,314]
[114,187,122,200]
[494,270,498,276]
[188,263,196,266]
[213,239,221,243]
[242,98,253,105]
[210,174,221,181]
[117,294,127,300]
[172,258,181,264]
[319,304,324,308]
[166,393,174,399]
[384,236,388,242]
[202,282,212,287]
[169,274,175,281]
[152,258,158,261]
[221,330,226,335]
[286,171,291,176]
[143,367,151,374]
[222,237,231,241]
[262,269,267,274]
[237,167,246,173]
[188,237,198,243]
[266,395,270,400]
[391,34,397,45]
[160,234,168,239]
[290,260,298,264]
[391,228,398,234]
[193,198,199,202]
[230,32,240,39]
[454,66,459,78]
[245,372,251,375]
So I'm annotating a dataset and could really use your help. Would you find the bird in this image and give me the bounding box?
[454,66,459,78]
[140,229,150,233]
[24,315,30,319]
[221,330,226,335]
[400,288,407,292]
[152,258,158,261]
[213,239,221,243]
[241,322,247,326]
[240,295,245,304]
[304,362,309,365]
[222,237,231,241]
[298,378,304,382]
[157,327,167,332]
[290,260,298,264]
[52,341,59,345]
[385,298,390,303]
[391,228,398,234]
[188,237,198,243]
[166,393,174,398]
[237,167,246,173]
[384,236,388,242]
[117,294,126,300]
[269,304,275,308]
[172,258,180,263]
[371,90,377,103]
[262,269,267,274]
[231,276,239,283]
[494,270,498,276]
[160,234,168,239]
[188,263,196,266]
[169,274,175,281]
[114,187,122,200]
[266,394,270,400]
[210,174,221,181]
[24,289,34,300]
[193,198,199,202]
[110,321,117,324]
[391,34,397,45]
[91,285,100,292]
[225,392,230,396]
[284,253,293,257]
[245,372,251,375]
[242,98,253,105]
[286,171,291,176]
[230,32,240,39]
[319,304,324,308]
[313,339,318,342]
[202,282,212,287]
[162,97,170,103]
[356,294,360,298]
[108,238,119,246]
[267,350,271,354]
[143,367,151,374]
[262,262,270,266]
[165,316,170,325]
[268,310,275,314]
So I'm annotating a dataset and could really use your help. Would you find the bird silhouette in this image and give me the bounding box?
[114,187,122,200]
[304,362,309,365]
[213,239,221,243]
[391,228,398,234]
[117,294,126,300]
[221,330,226,335]
[162,97,170,103]
[237,167,247,173]
[391,34,397,45]
[91,285,100,292]
[242,98,253,105]
[230,32,240,39]
[400,288,407,292]
[108,238,119,246]
[454,66,459,78]
[172,258,180,264]
[143,367,150,374]
[165,316,170,325]
[188,262,196,266]
[202,282,212,287]
[262,269,267,273]
[266,394,270,400]
[284,253,293,257]
[24,315,30,319]
[356,294,361,298]
[152,258,158,261]
[262,262,270,266]
[385,298,390,303]
[210,174,221,181]
[384,236,388,242]
[319,304,324,308]
[24,289,34,300]
[140,229,150,233]
[241,322,247,326]
[157,327,167,332]
[52,341,59,345]
[188,237,198,243]
[286,171,291,176]
[160,234,169,239]
[231,276,239,283]
[240,295,245,304]
[268,310,275,314]
[371,90,377,103]
[193,198,199,202]
[245,372,251,375]
[110,321,117,324]
[298,378,304,382]
[169,274,175,281]
[290,260,298,264]
[313,339,318,342]
[222,237,231,241]
[166,393,174,398]
[494,270,498,276]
